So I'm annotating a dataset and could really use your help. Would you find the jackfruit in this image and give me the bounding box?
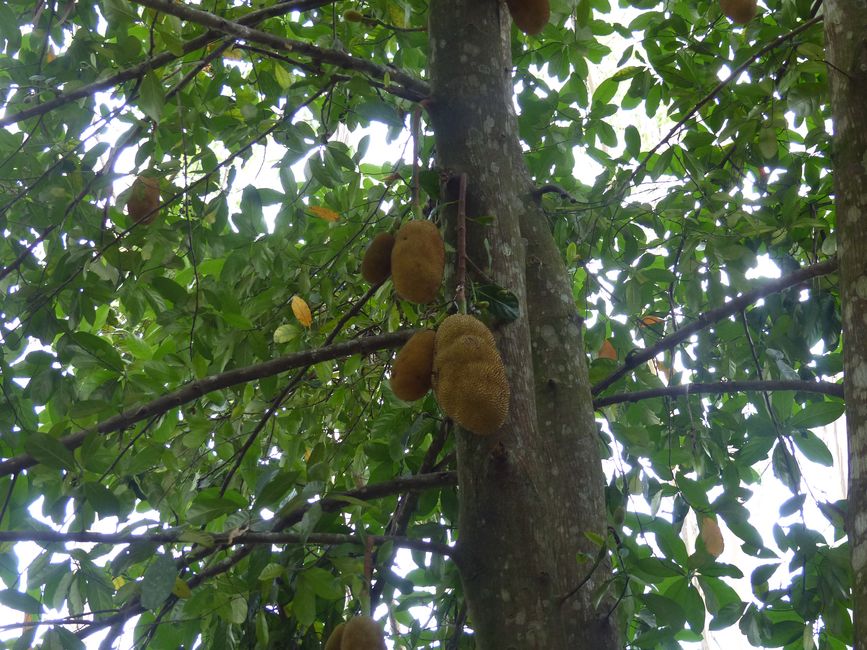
[390,220,445,304]
[341,616,387,650]
[433,315,509,435]
[719,0,756,24]
[390,329,436,401]
[127,175,160,224]
[505,0,550,35]
[361,232,395,284]
[434,314,496,351]
[324,622,345,650]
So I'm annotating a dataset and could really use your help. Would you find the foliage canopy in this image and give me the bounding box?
[0,0,849,648]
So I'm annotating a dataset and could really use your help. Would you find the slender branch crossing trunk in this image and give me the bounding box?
[824,0,867,644]
[427,1,619,647]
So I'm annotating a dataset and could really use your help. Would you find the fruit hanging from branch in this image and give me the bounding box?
[719,0,757,24]
[126,174,160,224]
[390,329,436,401]
[432,314,510,435]
[361,232,396,284]
[390,220,445,304]
[505,0,550,35]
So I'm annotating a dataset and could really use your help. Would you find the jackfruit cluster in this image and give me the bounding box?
[433,314,509,435]
[324,616,386,650]
[361,232,395,284]
[390,220,445,304]
[505,0,550,35]
[390,329,436,401]
[719,0,756,24]
[127,174,160,224]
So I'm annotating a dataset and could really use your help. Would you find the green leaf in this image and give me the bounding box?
[81,482,121,517]
[42,627,86,650]
[788,401,844,429]
[151,277,188,306]
[474,284,520,323]
[258,563,285,581]
[791,429,834,466]
[140,553,177,610]
[624,125,641,158]
[0,589,42,614]
[772,442,801,493]
[758,126,777,159]
[140,72,166,124]
[644,592,686,628]
[291,578,316,629]
[23,433,77,470]
[299,567,342,599]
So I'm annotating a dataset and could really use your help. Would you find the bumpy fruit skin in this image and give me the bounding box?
[361,232,395,284]
[390,220,445,304]
[343,9,364,22]
[719,0,757,24]
[127,175,160,224]
[324,622,345,650]
[341,616,387,650]
[434,314,496,350]
[505,0,550,35]
[390,330,436,401]
[433,315,510,435]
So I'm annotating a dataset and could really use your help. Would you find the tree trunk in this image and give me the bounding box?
[824,0,867,645]
[427,1,620,647]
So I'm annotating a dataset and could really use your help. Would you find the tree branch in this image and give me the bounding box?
[0,0,337,128]
[271,471,457,533]
[591,257,838,395]
[73,470,457,639]
[593,379,843,409]
[0,41,226,285]
[0,330,416,477]
[0,529,454,557]
[218,280,385,494]
[129,0,429,100]
[626,15,824,186]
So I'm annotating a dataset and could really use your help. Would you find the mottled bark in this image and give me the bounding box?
[824,0,867,645]
[427,1,618,647]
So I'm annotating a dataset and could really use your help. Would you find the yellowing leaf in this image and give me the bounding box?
[274,64,292,89]
[640,315,664,326]
[112,576,126,589]
[700,516,725,558]
[291,296,313,328]
[308,205,340,222]
[273,324,298,343]
[172,577,192,598]
[387,2,407,28]
[598,339,617,360]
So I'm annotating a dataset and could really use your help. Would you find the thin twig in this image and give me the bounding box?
[0,330,415,478]
[72,470,457,640]
[593,379,843,408]
[455,173,468,312]
[0,0,337,128]
[129,0,428,100]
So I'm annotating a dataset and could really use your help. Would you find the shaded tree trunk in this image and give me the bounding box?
[427,1,620,647]
[824,0,867,645]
